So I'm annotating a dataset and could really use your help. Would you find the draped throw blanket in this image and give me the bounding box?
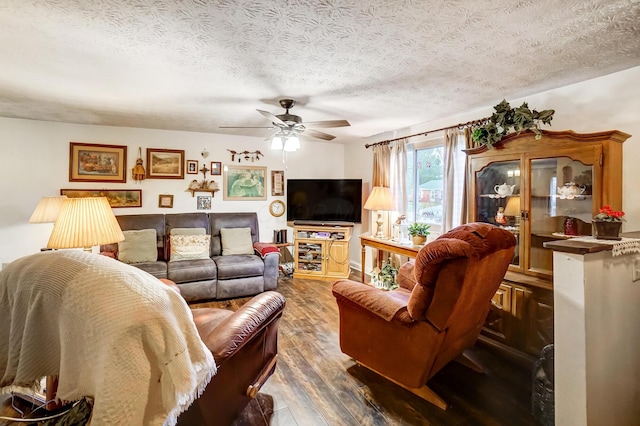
[0,251,216,426]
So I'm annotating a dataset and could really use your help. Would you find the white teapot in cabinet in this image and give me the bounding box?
[494,183,515,197]
[557,182,586,199]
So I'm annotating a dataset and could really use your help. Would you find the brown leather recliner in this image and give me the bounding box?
[332,223,516,409]
[164,281,286,426]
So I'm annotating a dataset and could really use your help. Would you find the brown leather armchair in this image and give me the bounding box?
[160,279,285,425]
[332,223,516,409]
[177,290,286,426]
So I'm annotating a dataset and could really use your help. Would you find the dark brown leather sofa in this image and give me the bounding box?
[101,212,279,302]
[332,223,516,409]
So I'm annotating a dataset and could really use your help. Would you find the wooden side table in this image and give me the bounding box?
[360,235,422,282]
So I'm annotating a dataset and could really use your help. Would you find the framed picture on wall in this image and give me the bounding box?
[271,170,284,196]
[69,142,127,183]
[223,165,267,201]
[197,196,211,210]
[146,148,185,179]
[186,160,198,174]
[210,161,222,176]
[158,194,174,208]
[60,189,142,208]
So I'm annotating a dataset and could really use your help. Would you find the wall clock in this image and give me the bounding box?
[269,200,286,217]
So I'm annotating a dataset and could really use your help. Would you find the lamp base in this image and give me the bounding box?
[374,211,387,239]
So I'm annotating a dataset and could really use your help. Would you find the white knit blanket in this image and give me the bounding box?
[0,251,216,425]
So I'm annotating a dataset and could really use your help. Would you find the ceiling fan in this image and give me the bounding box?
[220,99,350,142]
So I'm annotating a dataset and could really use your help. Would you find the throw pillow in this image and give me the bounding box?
[170,227,207,235]
[118,229,158,264]
[220,227,254,255]
[170,234,211,262]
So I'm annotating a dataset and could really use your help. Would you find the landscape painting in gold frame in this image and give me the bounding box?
[60,189,142,208]
[69,142,127,183]
[146,148,185,179]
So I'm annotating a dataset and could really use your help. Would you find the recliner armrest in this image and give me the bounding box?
[198,291,285,361]
[332,280,413,323]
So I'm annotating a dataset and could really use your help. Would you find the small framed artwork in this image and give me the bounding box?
[146,148,185,179]
[60,189,142,208]
[223,165,267,201]
[69,142,127,183]
[210,161,222,176]
[271,170,285,196]
[158,194,174,208]
[186,160,198,175]
[197,196,211,210]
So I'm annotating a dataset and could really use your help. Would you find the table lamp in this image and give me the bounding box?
[29,195,68,251]
[47,197,124,251]
[29,196,68,224]
[504,196,521,227]
[364,186,395,239]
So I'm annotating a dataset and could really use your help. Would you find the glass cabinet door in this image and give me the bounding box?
[529,156,594,275]
[475,160,521,268]
[296,241,324,273]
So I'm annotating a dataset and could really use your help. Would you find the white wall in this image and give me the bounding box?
[553,249,640,425]
[0,118,345,265]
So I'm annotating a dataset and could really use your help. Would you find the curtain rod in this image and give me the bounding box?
[364,116,491,149]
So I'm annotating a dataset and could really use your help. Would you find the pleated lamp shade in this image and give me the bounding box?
[28,196,68,223]
[47,197,124,250]
[363,187,395,211]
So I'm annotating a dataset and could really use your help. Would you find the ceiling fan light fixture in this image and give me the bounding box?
[271,135,284,150]
[284,135,300,152]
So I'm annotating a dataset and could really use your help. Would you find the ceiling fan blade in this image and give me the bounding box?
[219,126,276,129]
[304,120,350,128]
[257,109,287,126]
[304,129,336,141]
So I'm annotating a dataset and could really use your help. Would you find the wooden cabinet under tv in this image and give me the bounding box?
[293,224,352,280]
[464,129,629,366]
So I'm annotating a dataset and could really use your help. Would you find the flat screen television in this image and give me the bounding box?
[287,179,362,223]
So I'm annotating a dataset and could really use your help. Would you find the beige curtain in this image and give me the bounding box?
[390,139,408,214]
[442,128,467,231]
[372,144,391,187]
[460,127,475,222]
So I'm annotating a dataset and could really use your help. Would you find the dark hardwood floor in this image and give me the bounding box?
[192,273,538,426]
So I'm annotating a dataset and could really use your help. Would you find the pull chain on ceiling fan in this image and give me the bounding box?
[219,99,350,151]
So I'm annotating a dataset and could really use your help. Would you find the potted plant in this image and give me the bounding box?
[408,222,431,245]
[372,262,399,291]
[472,99,555,148]
[592,205,625,240]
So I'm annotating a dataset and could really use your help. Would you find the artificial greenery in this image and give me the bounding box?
[472,99,555,148]
[374,262,399,291]
[408,222,431,237]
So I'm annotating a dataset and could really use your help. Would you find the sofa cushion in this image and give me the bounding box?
[132,261,168,279]
[167,258,217,284]
[170,234,211,261]
[213,254,264,279]
[118,229,158,264]
[220,227,253,255]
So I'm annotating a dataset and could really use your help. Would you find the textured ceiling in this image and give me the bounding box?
[1,0,639,143]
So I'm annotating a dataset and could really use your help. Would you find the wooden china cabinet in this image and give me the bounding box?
[464,129,630,366]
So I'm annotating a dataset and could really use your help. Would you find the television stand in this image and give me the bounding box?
[293,223,352,280]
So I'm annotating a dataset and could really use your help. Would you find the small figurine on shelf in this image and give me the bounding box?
[495,207,507,225]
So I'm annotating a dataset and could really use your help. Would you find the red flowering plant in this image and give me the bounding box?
[593,205,625,222]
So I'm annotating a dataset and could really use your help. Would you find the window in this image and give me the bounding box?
[406,143,444,232]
